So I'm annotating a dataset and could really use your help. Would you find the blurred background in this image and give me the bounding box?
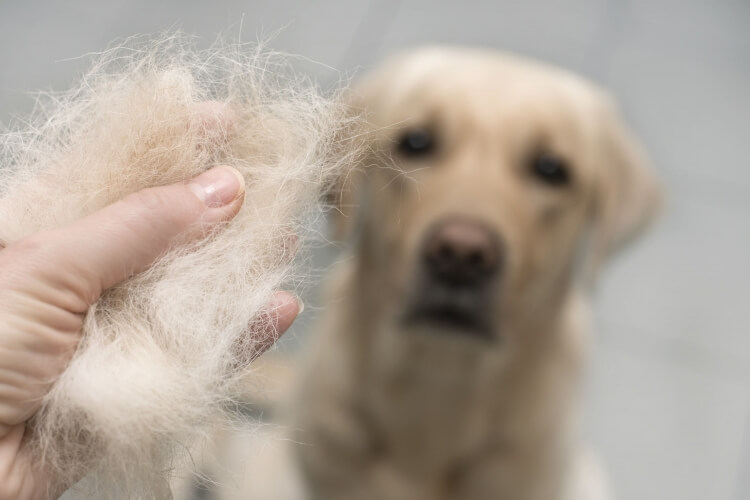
[1,1,749,499]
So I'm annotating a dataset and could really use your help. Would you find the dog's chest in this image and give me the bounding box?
[363,331,506,472]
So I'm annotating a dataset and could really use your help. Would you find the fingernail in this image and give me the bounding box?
[296,296,305,315]
[188,166,245,207]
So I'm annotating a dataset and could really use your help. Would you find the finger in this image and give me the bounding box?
[267,291,304,339]
[5,165,245,311]
[254,291,303,356]
[0,425,37,500]
[237,291,303,364]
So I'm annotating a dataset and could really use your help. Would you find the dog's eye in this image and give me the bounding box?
[396,128,435,158]
[530,153,571,187]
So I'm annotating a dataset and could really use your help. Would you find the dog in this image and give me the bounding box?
[291,46,661,500]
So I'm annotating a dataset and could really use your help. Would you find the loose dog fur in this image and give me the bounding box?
[293,47,661,500]
[0,36,357,499]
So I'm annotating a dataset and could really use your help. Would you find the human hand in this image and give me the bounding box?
[0,165,301,500]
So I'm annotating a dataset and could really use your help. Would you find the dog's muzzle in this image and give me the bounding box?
[404,217,502,339]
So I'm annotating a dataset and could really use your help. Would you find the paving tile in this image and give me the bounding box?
[583,337,750,500]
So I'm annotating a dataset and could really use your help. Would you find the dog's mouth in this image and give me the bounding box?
[402,287,496,341]
[400,217,502,341]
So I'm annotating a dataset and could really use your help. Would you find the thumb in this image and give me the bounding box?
[4,165,245,312]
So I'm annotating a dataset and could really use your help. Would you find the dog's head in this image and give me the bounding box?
[335,47,661,345]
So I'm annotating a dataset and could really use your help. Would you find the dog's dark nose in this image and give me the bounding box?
[423,218,501,287]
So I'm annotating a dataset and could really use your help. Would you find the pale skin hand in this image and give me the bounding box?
[0,165,301,500]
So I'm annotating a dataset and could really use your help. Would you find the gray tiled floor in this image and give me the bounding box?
[2,1,749,499]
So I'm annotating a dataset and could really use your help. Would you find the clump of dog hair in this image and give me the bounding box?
[0,34,358,498]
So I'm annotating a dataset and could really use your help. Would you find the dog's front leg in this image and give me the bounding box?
[295,396,444,500]
[445,439,572,500]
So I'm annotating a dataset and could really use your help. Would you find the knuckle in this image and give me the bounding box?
[135,184,200,215]
[122,185,200,232]
[125,187,175,215]
[0,233,53,286]
[109,184,214,262]
[7,232,48,257]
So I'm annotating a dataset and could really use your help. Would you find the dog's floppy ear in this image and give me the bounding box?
[587,96,662,271]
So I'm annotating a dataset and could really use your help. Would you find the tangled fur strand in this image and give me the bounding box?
[0,35,358,498]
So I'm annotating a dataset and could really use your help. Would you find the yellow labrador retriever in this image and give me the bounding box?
[292,47,661,500]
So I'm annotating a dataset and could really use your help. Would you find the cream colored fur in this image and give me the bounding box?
[0,35,357,499]
[292,47,661,500]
